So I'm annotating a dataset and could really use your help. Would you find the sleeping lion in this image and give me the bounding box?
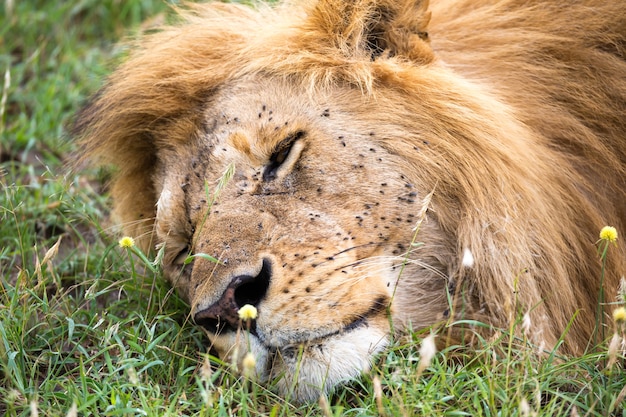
[73,0,626,402]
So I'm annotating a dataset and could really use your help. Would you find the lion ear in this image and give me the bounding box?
[307,0,433,62]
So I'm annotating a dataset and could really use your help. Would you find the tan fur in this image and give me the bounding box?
[73,0,626,401]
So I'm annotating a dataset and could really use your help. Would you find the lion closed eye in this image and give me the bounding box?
[73,0,626,402]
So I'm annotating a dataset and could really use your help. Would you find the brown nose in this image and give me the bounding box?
[194,258,272,334]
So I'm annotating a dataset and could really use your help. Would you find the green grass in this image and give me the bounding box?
[1,1,626,416]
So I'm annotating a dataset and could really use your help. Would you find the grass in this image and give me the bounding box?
[1,1,625,416]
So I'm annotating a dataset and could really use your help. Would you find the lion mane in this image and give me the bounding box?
[73,0,626,401]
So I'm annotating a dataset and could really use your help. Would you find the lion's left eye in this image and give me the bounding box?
[263,130,305,181]
[271,145,292,167]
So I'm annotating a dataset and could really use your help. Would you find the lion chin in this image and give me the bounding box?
[73,0,626,403]
[210,322,389,402]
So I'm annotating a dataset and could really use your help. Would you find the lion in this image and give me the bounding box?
[72,0,626,402]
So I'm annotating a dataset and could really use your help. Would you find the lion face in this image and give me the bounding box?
[153,78,449,400]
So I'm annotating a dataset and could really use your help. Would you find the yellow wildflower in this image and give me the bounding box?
[242,352,256,369]
[242,352,256,376]
[599,226,618,243]
[238,304,258,320]
[118,236,135,248]
[613,307,626,323]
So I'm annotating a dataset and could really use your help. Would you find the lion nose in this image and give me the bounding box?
[194,258,272,334]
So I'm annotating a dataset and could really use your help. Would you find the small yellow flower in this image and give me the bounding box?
[613,307,626,323]
[599,226,618,243]
[242,352,256,372]
[238,304,258,320]
[118,236,135,248]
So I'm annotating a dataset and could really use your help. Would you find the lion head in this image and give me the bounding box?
[73,0,626,402]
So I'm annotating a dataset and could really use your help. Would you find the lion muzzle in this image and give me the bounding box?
[193,258,272,335]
